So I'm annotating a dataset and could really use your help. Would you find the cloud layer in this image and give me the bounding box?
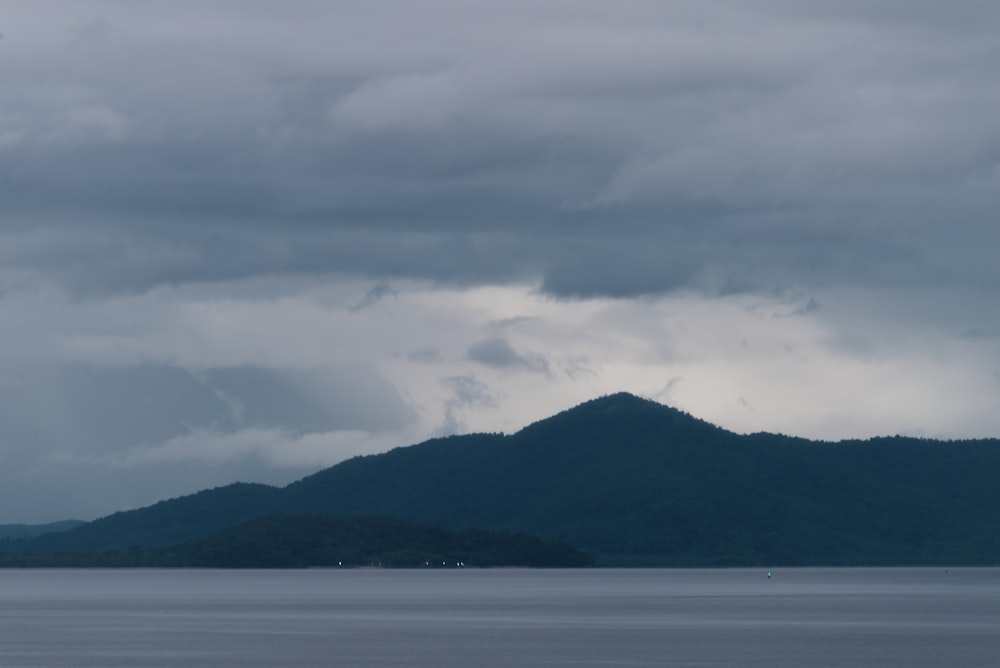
[4,1,998,299]
[1,1,999,520]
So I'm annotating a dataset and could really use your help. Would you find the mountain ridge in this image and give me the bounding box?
[0,520,86,541]
[7,392,1000,566]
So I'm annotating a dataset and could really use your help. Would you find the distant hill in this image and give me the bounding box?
[13,482,280,554]
[0,520,84,540]
[0,516,593,568]
[8,392,1000,566]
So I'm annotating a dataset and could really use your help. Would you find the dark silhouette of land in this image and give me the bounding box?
[0,520,84,540]
[5,393,1000,566]
[0,516,593,568]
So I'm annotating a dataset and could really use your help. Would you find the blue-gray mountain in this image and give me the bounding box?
[8,393,1000,566]
[0,520,84,541]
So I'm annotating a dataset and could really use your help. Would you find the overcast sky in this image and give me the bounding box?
[2,1,999,522]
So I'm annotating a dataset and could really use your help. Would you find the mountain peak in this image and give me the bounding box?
[576,391,662,412]
[564,391,702,420]
[515,391,720,439]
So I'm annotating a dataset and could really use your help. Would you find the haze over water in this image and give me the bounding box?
[1,568,997,667]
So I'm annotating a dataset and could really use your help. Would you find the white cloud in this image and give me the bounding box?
[94,426,405,471]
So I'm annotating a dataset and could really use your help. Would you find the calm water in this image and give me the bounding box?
[1,568,998,667]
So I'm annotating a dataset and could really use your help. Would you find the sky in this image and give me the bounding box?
[1,1,999,522]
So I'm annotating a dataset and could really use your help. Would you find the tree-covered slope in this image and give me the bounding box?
[15,482,279,553]
[9,393,1000,565]
[0,516,593,568]
[278,393,1000,564]
[278,394,740,557]
[168,515,593,568]
[0,520,84,540]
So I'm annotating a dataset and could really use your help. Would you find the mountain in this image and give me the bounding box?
[0,520,84,540]
[16,482,280,553]
[277,393,740,560]
[8,392,1000,565]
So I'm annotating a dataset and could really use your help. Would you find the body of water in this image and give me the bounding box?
[1,568,998,666]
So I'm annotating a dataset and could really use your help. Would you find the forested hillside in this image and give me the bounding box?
[7,393,1000,566]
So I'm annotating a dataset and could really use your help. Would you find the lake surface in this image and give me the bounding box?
[1,568,998,667]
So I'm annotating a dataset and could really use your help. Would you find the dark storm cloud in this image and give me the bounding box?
[350,283,397,312]
[202,365,415,433]
[2,0,996,302]
[0,360,416,520]
[0,362,413,454]
[0,364,225,454]
[467,337,549,373]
